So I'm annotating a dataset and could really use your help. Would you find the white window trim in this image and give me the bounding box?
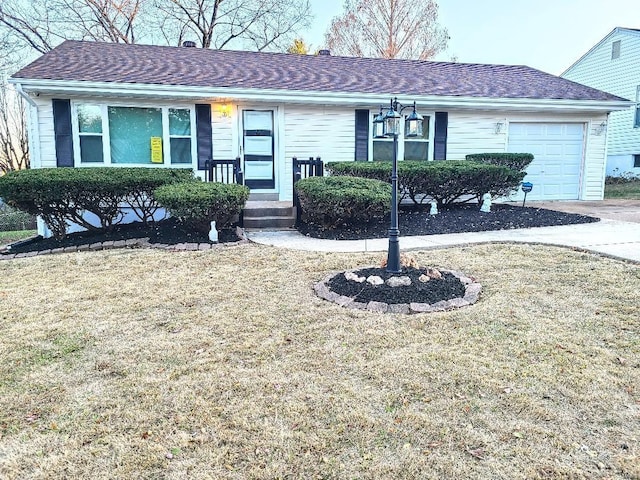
[369,111,435,161]
[612,40,621,60]
[635,85,640,128]
[71,101,197,169]
[75,104,104,164]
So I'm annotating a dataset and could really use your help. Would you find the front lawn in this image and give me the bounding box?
[605,179,640,199]
[0,245,638,479]
[0,229,37,246]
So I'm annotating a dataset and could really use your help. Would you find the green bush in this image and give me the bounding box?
[465,153,534,171]
[0,167,195,239]
[326,160,526,205]
[154,182,249,232]
[0,204,37,232]
[295,176,391,229]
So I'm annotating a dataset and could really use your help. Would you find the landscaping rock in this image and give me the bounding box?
[367,301,388,313]
[418,274,430,283]
[345,271,366,283]
[366,275,384,285]
[386,276,412,287]
[425,268,442,279]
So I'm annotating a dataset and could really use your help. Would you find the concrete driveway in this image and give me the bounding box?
[524,199,640,223]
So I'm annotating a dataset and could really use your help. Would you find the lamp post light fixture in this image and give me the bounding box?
[374,97,423,273]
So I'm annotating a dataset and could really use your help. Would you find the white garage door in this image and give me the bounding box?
[508,123,584,200]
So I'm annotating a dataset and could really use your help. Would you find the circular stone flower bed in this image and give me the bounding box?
[314,265,481,314]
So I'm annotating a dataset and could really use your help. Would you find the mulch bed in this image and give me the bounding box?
[297,203,599,240]
[5,218,240,254]
[327,266,466,305]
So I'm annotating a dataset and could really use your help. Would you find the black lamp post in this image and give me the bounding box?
[373,97,423,273]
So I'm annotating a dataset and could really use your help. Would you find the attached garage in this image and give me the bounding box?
[507,123,585,200]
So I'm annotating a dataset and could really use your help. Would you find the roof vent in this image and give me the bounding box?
[318,49,331,56]
[182,41,197,48]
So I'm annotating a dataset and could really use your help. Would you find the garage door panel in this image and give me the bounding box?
[507,123,584,201]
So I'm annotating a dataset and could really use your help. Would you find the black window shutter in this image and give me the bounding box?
[52,99,74,167]
[195,104,212,170]
[434,112,448,161]
[354,109,369,161]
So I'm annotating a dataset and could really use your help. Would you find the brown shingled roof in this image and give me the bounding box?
[12,40,626,102]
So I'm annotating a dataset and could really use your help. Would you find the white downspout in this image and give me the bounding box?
[14,83,41,169]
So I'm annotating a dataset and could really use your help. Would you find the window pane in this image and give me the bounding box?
[635,106,640,128]
[170,138,192,164]
[169,108,191,136]
[80,135,104,163]
[78,104,102,133]
[404,142,429,161]
[420,117,430,139]
[108,107,162,164]
[373,141,394,161]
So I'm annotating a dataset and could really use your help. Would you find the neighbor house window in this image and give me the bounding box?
[77,104,104,163]
[634,154,640,168]
[74,103,195,166]
[169,108,192,164]
[372,114,432,161]
[612,40,621,59]
[635,86,640,128]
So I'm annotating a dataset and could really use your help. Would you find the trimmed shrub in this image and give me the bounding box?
[326,160,526,205]
[295,176,391,229]
[0,167,195,239]
[465,153,534,172]
[154,182,249,232]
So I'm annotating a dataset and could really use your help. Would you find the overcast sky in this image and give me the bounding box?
[307,0,639,75]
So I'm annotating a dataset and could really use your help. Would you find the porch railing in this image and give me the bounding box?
[292,156,324,225]
[205,158,244,185]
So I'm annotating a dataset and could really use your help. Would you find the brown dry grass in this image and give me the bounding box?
[0,243,638,479]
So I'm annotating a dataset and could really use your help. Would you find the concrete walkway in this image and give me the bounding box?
[247,219,640,263]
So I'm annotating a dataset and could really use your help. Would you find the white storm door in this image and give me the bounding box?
[242,110,275,189]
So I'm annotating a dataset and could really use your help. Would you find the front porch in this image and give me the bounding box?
[207,156,323,229]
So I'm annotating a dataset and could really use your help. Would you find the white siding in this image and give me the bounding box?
[562,29,640,158]
[211,104,234,160]
[446,112,508,159]
[282,105,354,201]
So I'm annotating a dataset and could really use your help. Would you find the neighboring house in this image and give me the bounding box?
[9,40,631,212]
[562,27,640,176]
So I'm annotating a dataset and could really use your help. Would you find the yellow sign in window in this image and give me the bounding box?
[150,137,163,163]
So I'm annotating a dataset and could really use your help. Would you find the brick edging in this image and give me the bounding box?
[314,268,482,314]
[0,227,249,260]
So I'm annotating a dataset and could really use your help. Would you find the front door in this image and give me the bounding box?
[242,110,275,189]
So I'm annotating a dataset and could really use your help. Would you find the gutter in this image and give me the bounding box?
[14,83,37,107]
[9,78,634,113]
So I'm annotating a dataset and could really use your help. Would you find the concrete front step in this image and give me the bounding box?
[243,216,295,229]
[243,201,296,229]
[248,193,280,201]
[244,201,294,218]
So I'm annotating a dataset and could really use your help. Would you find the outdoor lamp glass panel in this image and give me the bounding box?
[384,108,401,136]
[373,110,386,138]
[404,107,423,138]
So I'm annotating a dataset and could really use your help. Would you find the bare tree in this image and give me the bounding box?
[0,83,29,173]
[54,0,146,44]
[0,0,147,55]
[153,0,312,51]
[324,0,449,60]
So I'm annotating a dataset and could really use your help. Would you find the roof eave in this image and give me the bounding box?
[10,78,633,113]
